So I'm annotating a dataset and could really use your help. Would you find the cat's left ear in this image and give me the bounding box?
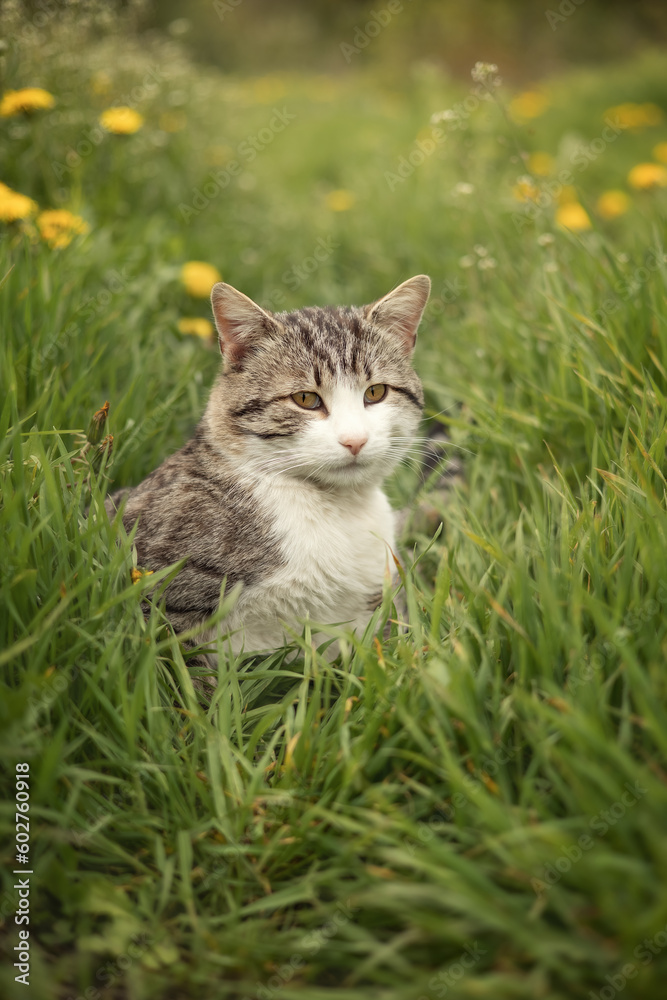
[210,282,281,367]
[366,274,431,355]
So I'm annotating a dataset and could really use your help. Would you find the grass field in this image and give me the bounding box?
[2,6,667,999]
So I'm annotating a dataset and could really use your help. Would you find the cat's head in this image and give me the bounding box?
[207,276,430,490]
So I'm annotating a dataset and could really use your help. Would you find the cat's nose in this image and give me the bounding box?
[340,435,368,456]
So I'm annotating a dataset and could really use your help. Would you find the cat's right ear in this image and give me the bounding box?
[366,274,431,356]
[210,282,280,366]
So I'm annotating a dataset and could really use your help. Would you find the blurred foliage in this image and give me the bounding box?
[2,2,667,998]
[132,0,667,80]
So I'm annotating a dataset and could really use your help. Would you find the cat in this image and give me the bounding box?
[106,274,431,662]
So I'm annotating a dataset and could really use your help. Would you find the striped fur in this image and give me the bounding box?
[106,276,431,660]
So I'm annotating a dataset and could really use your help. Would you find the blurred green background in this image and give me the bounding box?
[3,2,667,999]
[137,0,667,79]
[17,0,667,80]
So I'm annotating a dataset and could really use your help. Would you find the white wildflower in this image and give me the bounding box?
[471,62,500,85]
[431,109,459,124]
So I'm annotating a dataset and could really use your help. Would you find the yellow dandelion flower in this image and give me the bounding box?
[178,317,214,339]
[509,91,549,121]
[653,142,667,164]
[36,209,89,248]
[627,162,667,190]
[512,178,539,202]
[99,106,144,135]
[0,182,38,222]
[596,190,630,220]
[605,102,663,131]
[325,189,355,212]
[527,151,555,176]
[0,87,55,117]
[181,261,222,297]
[555,202,592,231]
[131,567,154,584]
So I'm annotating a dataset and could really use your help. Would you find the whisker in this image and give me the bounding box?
[423,402,459,421]
[242,453,300,474]
[234,427,471,489]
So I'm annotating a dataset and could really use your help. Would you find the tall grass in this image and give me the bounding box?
[1,6,667,998]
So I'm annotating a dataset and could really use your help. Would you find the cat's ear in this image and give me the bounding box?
[210,282,280,366]
[366,275,431,355]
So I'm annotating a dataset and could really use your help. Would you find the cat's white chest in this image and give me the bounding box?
[231,481,396,652]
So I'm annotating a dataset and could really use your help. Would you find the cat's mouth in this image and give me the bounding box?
[282,452,387,488]
[337,453,370,471]
[317,457,374,484]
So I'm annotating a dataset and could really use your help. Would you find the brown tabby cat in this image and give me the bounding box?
[106,275,434,659]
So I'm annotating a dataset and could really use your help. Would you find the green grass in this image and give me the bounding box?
[2,6,667,999]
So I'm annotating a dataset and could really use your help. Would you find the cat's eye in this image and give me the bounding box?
[364,383,387,403]
[291,391,322,410]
